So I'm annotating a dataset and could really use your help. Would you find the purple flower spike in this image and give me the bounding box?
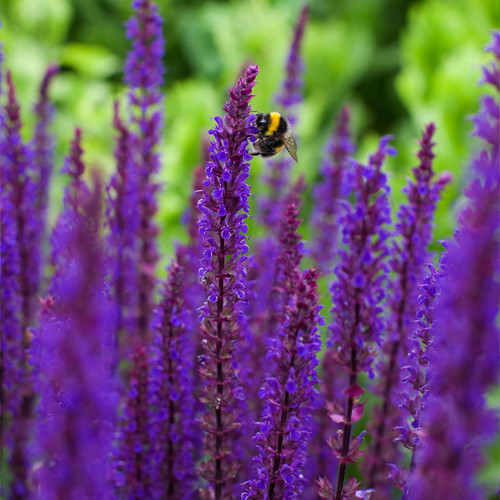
[1,70,41,497]
[392,264,440,499]
[30,135,117,499]
[113,344,151,499]
[197,63,258,499]
[311,106,356,272]
[324,136,395,500]
[408,32,500,500]
[33,64,58,247]
[364,123,450,496]
[146,251,198,499]
[1,71,39,334]
[243,263,322,500]
[125,0,165,343]
[106,100,140,363]
[275,5,309,118]
[261,6,309,229]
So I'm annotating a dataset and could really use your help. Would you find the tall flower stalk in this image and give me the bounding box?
[123,0,165,344]
[107,100,140,364]
[319,137,395,500]
[388,264,440,497]
[0,71,39,499]
[33,65,58,251]
[261,6,308,229]
[147,250,199,498]
[408,31,500,500]
[110,2,165,494]
[364,124,450,497]
[243,199,322,499]
[30,130,117,499]
[197,63,258,499]
[310,106,355,272]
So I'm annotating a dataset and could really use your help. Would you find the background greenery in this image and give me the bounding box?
[1,0,499,495]
[2,0,497,251]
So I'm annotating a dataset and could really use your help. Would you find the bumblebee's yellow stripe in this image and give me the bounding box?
[266,112,281,136]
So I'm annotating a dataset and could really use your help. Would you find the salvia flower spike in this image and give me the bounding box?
[197,63,258,499]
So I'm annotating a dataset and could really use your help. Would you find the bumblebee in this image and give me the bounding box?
[251,112,298,162]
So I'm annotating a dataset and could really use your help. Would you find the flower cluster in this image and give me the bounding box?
[408,32,500,500]
[310,105,355,272]
[30,131,117,499]
[364,123,451,495]
[147,250,199,498]
[197,63,258,498]
[319,136,395,499]
[0,69,57,497]
[1,4,499,499]
[243,199,322,499]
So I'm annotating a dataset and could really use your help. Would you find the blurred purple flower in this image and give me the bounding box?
[310,106,355,272]
[323,137,395,499]
[30,131,117,499]
[110,3,165,493]
[0,70,41,498]
[106,100,140,363]
[408,31,500,500]
[260,6,308,229]
[146,251,199,498]
[124,0,165,343]
[197,63,258,498]
[243,199,322,499]
[33,65,58,249]
[364,124,450,496]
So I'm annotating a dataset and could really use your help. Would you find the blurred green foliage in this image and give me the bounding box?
[1,0,497,249]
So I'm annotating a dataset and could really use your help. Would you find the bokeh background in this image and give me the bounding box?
[1,0,499,494]
[2,0,497,254]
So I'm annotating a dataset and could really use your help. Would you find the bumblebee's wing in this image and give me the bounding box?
[281,131,298,162]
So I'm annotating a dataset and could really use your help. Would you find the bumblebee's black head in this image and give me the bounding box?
[255,113,270,134]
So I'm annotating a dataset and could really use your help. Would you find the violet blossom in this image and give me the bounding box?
[30,130,117,499]
[197,63,258,499]
[363,123,451,497]
[260,6,308,229]
[123,0,165,343]
[33,65,58,250]
[243,198,322,499]
[146,250,199,498]
[110,2,165,494]
[319,137,395,500]
[388,264,440,497]
[407,31,500,500]
[106,100,140,363]
[310,106,355,272]
[0,70,39,498]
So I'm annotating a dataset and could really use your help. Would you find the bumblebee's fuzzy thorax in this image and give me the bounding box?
[252,112,298,162]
